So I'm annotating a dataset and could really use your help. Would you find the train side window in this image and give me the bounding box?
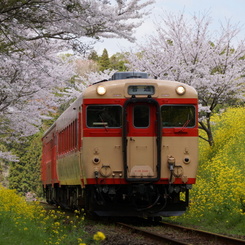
[134,105,149,128]
[161,105,195,127]
[87,105,122,128]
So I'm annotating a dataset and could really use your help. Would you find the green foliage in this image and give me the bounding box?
[8,133,43,196]
[88,49,128,72]
[0,145,10,188]
[110,53,128,71]
[98,49,110,71]
[172,107,245,236]
[88,50,99,62]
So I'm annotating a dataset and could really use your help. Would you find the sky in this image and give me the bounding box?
[93,0,245,56]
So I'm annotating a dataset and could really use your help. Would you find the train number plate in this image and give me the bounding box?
[128,85,155,95]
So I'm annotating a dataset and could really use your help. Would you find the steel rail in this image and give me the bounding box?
[117,222,190,245]
[160,221,245,245]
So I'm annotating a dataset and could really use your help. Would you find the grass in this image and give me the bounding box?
[0,215,48,245]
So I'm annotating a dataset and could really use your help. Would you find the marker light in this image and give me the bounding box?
[176,86,186,95]
[97,85,106,95]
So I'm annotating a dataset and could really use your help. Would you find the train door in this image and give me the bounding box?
[123,99,161,181]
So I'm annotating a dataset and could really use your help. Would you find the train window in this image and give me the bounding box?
[161,105,195,127]
[87,105,122,128]
[134,105,149,127]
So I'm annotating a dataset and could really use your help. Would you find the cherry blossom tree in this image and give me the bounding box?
[0,0,154,159]
[65,69,116,99]
[127,12,245,146]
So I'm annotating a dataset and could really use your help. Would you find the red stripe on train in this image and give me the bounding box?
[83,129,198,137]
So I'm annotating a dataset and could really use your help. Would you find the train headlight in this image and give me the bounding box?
[97,85,106,95]
[176,86,186,95]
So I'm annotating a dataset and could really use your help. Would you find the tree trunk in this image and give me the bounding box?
[198,120,214,146]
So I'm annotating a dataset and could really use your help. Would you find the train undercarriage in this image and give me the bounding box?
[45,183,191,217]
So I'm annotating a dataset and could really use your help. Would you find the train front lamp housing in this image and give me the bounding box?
[97,85,106,95]
[176,85,186,95]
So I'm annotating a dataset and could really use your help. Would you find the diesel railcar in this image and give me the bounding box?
[41,72,198,217]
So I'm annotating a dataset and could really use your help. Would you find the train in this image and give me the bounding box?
[41,71,198,218]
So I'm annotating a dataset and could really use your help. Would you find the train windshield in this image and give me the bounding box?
[161,105,195,127]
[87,105,122,128]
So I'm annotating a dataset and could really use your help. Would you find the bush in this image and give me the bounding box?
[173,107,245,236]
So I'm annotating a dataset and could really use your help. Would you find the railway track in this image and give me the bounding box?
[116,220,245,245]
[39,203,245,244]
[160,221,245,245]
[117,222,188,245]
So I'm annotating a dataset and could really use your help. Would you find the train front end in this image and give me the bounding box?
[82,72,198,217]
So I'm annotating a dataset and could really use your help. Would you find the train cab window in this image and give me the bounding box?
[161,105,195,127]
[87,105,122,128]
[134,105,149,128]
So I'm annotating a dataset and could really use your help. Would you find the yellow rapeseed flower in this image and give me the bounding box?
[175,107,245,222]
[93,231,106,241]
